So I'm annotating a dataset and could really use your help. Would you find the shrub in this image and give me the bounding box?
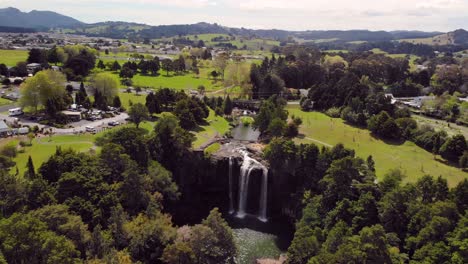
[325,107,341,118]
[1,145,17,158]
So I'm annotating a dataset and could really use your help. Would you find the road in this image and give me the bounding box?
[0,112,129,135]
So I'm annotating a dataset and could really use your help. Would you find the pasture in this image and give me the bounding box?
[0,49,29,66]
[288,106,467,187]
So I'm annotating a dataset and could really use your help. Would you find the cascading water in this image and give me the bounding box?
[228,157,234,214]
[234,149,269,222]
[258,167,268,222]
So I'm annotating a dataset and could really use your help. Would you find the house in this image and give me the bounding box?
[393,96,435,109]
[0,121,10,137]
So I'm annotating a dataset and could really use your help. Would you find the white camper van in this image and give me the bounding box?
[8,108,23,116]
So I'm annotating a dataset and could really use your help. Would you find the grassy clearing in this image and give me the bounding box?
[288,106,467,187]
[103,67,224,92]
[398,33,452,46]
[369,49,419,71]
[413,115,468,139]
[204,142,221,156]
[13,134,96,176]
[118,92,147,110]
[0,49,28,66]
[324,50,349,54]
[193,109,230,149]
[158,34,279,51]
[130,73,222,91]
[0,97,15,106]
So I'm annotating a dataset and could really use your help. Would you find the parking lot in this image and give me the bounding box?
[0,111,129,135]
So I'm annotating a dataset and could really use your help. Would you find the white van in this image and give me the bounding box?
[8,108,23,116]
[85,126,96,133]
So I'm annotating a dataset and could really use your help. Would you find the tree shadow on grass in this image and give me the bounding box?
[433,157,463,169]
[369,133,406,146]
[191,125,207,133]
[297,134,306,139]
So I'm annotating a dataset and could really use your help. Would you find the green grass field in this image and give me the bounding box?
[104,69,224,92]
[193,109,230,149]
[118,92,147,109]
[369,49,419,71]
[131,73,222,91]
[0,97,15,106]
[288,106,467,187]
[156,34,280,51]
[0,49,29,66]
[413,115,468,139]
[13,134,96,176]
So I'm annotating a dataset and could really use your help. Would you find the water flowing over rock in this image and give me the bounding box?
[233,148,269,222]
[229,157,235,214]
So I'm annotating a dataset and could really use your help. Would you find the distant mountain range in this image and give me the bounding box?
[0,7,83,30]
[0,7,466,45]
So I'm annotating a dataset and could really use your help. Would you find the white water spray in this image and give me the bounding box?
[228,157,234,214]
[234,149,269,221]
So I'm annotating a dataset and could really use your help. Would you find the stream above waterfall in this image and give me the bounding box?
[231,123,261,142]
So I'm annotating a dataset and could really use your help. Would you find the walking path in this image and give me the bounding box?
[303,136,333,148]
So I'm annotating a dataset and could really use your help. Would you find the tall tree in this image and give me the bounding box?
[91,72,119,103]
[19,70,67,113]
[128,103,149,128]
[25,156,35,180]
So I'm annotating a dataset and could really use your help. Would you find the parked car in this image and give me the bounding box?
[108,121,120,126]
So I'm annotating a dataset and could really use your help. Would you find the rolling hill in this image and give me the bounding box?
[0,7,83,29]
[399,29,468,45]
[0,6,465,45]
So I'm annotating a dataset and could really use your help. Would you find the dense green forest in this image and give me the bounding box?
[264,137,467,263]
[0,93,466,263]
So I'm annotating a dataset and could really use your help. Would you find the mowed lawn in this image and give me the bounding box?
[13,134,96,176]
[130,73,222,91]
[0,49,29,66]
[193,109,230,149]
[0,97,15,106]
[118,92,147,109]
[106,69,223,92]
[288,106,467,187]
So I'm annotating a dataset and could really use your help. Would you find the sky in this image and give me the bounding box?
[1,0,467,31]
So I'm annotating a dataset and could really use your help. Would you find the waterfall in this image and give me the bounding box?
[235,149,269,222]
[236,155,254,218]
[258,167,268,222]
[228,157,234,214]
